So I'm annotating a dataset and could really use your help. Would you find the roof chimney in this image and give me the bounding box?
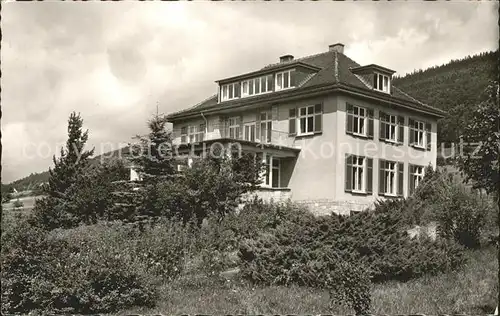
[329,43,344,54]
[279,54,294,63]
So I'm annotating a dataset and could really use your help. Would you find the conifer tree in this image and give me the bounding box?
[129,113,175,183]
[31,112,94,229]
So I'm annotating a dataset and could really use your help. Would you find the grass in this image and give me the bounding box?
[122,246,498,315]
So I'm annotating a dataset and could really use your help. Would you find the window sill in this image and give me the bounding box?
[295,131,322,139]
[411,144,426,151]
[258,186,291,191]
[382,139,403,146]
[347,132,372,140]
[380,193,402,198]
[347,189,371,196]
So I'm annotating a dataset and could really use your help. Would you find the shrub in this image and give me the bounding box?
[1,220,164,314]
[434,183,489,248]
[155,153,263,225]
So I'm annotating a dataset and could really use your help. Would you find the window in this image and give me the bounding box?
[295,104,323,136]
[383,161,397,195]
[409,119,431,150]
[380,112,404,144]
[379,160,404,196]
[180,127,187,144]
[373,73,391,93]
[259,111,272,143]
[263,154,280,188]
[196,124,206,142]
[241,75,274,98]
[345,154,373,194]
[409,164,425,195]
[346,104,374,138]
[275,69,295,91]
[188,126,196,143]
[221,82,241,101]
[243,122,256,142]
[228,117,241,139]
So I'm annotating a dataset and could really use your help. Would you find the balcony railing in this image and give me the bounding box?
[173,122,296,148]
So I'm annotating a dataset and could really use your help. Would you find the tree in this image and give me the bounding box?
[155,152,263,226]
[455,81,499,306]
[31,112,94,229]
[128,113,175,183]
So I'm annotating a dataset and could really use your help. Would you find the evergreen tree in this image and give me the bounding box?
[128,113,175,183]
[31,112,94,229]
[45,112,94,198]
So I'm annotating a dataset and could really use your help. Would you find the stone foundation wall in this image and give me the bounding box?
[244,189,292,203]
[295,199,375,216]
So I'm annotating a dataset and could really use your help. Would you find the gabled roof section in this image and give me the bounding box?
[167,47,446,120]
[350,64,396,75]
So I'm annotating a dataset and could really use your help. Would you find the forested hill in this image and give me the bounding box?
[393,50,498,144]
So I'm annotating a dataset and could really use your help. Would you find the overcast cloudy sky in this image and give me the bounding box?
[1,2,498,183]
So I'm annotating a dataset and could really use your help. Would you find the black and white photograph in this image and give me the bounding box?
[1,1,499,315]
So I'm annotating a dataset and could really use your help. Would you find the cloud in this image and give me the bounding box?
[1,1,498,182]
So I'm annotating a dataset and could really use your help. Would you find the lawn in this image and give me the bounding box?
[122,246,498,315]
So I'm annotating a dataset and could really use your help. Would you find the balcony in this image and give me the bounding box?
[173,122,297,150]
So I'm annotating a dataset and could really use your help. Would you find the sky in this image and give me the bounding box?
[1,1,498,183]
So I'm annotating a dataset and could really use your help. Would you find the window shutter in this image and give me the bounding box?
[379,112,387,140]
[366,158,373,194]
[409,164,415,195]
[314,103,323,133]
[346,104,354,134]
[425,123,432,151]
[397,162,404,197]
[397,116,404,144]
[345,154,353,192]
[379,159,385,195]
[408,118,415,145]
[367,109,374,138]
[288,108,296,136]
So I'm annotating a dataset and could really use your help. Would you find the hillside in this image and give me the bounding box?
[394,50,498,144]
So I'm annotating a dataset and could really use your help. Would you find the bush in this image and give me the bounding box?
[1,218,200,314]
[155,153,263,225]
[433,183,489,248]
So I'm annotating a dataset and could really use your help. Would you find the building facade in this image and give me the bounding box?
[164,43,445,215]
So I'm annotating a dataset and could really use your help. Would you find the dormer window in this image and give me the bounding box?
[373,73,390,93]
[221,82,241,101]
[275,69,295,91]
[241,74,273,97]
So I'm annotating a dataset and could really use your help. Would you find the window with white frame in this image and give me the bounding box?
[298,105,315,135]
[352,156,365,192]
[180,127,187,144]
[195,124,206,142]
[412,120,425,148]
[385,115,397,141]
[352,106,366,135]
[297,104,322,135]
[242,75,274,97]
[410,165,425,194]
[383,161,397,195]
[243,122,256,142]
[260,111,272,143]
[373,73,390,93]
[228,117,241,139]
[275,69,295,91]
[188,126,196,143]
[263,154,280,188]
[221,82,241,101]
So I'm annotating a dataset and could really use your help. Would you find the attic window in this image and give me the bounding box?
[373,73,390,93]
[221,82,241,101]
